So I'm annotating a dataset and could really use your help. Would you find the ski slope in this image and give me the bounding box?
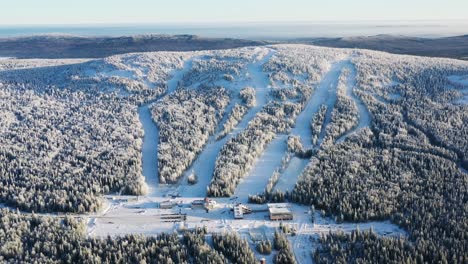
[234,135,288,203]
[336,62,371,143]
[274,59,349,192]
[137,56,197,195]
[174,48,276,197]
[290,59,348,149]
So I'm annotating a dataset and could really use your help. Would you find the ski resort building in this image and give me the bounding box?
[159,201,175,209]
[268,203,293,221]
[234,205,244,219]
[233,204,252,219]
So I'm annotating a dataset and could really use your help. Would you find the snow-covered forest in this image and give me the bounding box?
[0,44,467,263]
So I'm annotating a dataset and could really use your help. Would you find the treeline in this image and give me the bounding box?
[0,50,195,213]
[273,231,296,264]
[239,86,256,107]
[183,228,227,264]
[264,45,350,89]
[321,68,358,147]
[310,105,327,146]
[286,135,309,157]
[212,232,257,264]
[0,85,146,213]
[181,50,253,88]
[152,87,229,183]
[0,209,189,263]
[0,209,267,264]
[314,229,417,264]
[216,103,248,140]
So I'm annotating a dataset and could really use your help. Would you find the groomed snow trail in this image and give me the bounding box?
[290,60,347,149]
[273,59,349,193]
[336,62,371,143]
[173,48,276,197]
[137,57,197,196]
[138,104,160,194]
[233,135,288,203]
[275,60,372,193]
[274,156,309,193]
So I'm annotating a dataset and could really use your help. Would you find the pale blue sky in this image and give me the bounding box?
[1,0,467,25]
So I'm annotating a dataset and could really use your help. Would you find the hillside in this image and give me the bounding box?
[0,34,266,59]
[298,35,468,60]
[0,44,467,263]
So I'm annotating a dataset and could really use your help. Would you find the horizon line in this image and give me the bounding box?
[2,19,468,27]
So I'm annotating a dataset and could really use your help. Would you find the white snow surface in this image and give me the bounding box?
[89,195,407,241]
[447,75,468,105]
[274,157,309,193]
[138,104,159,195]
[81,47,410,250]
[4,45,445,264]
[234,135,288,203]
[273,58,351,192]
[448,75,468,86]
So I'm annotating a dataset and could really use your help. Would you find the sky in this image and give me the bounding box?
[1,0,468,25]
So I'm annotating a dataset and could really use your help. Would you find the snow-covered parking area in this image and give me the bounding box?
[88,196,406,239]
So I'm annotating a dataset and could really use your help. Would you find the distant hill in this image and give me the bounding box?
[2,34,467,61]
[296,35,468,60]
[0,34,267,59]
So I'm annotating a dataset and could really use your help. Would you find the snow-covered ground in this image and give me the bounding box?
[166,57,197,93]
[89,51,405,254]
[138,104,159,195]
[453,92,468,105]
[446,75,468,105]
[336,62,371,143]
[234,135,288,203]
[6,45,451,264]
[448,75,468,86]
[136,56,198,195]
[274,59,372,194]
[88,196,406,239]
[274,157,309,193]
